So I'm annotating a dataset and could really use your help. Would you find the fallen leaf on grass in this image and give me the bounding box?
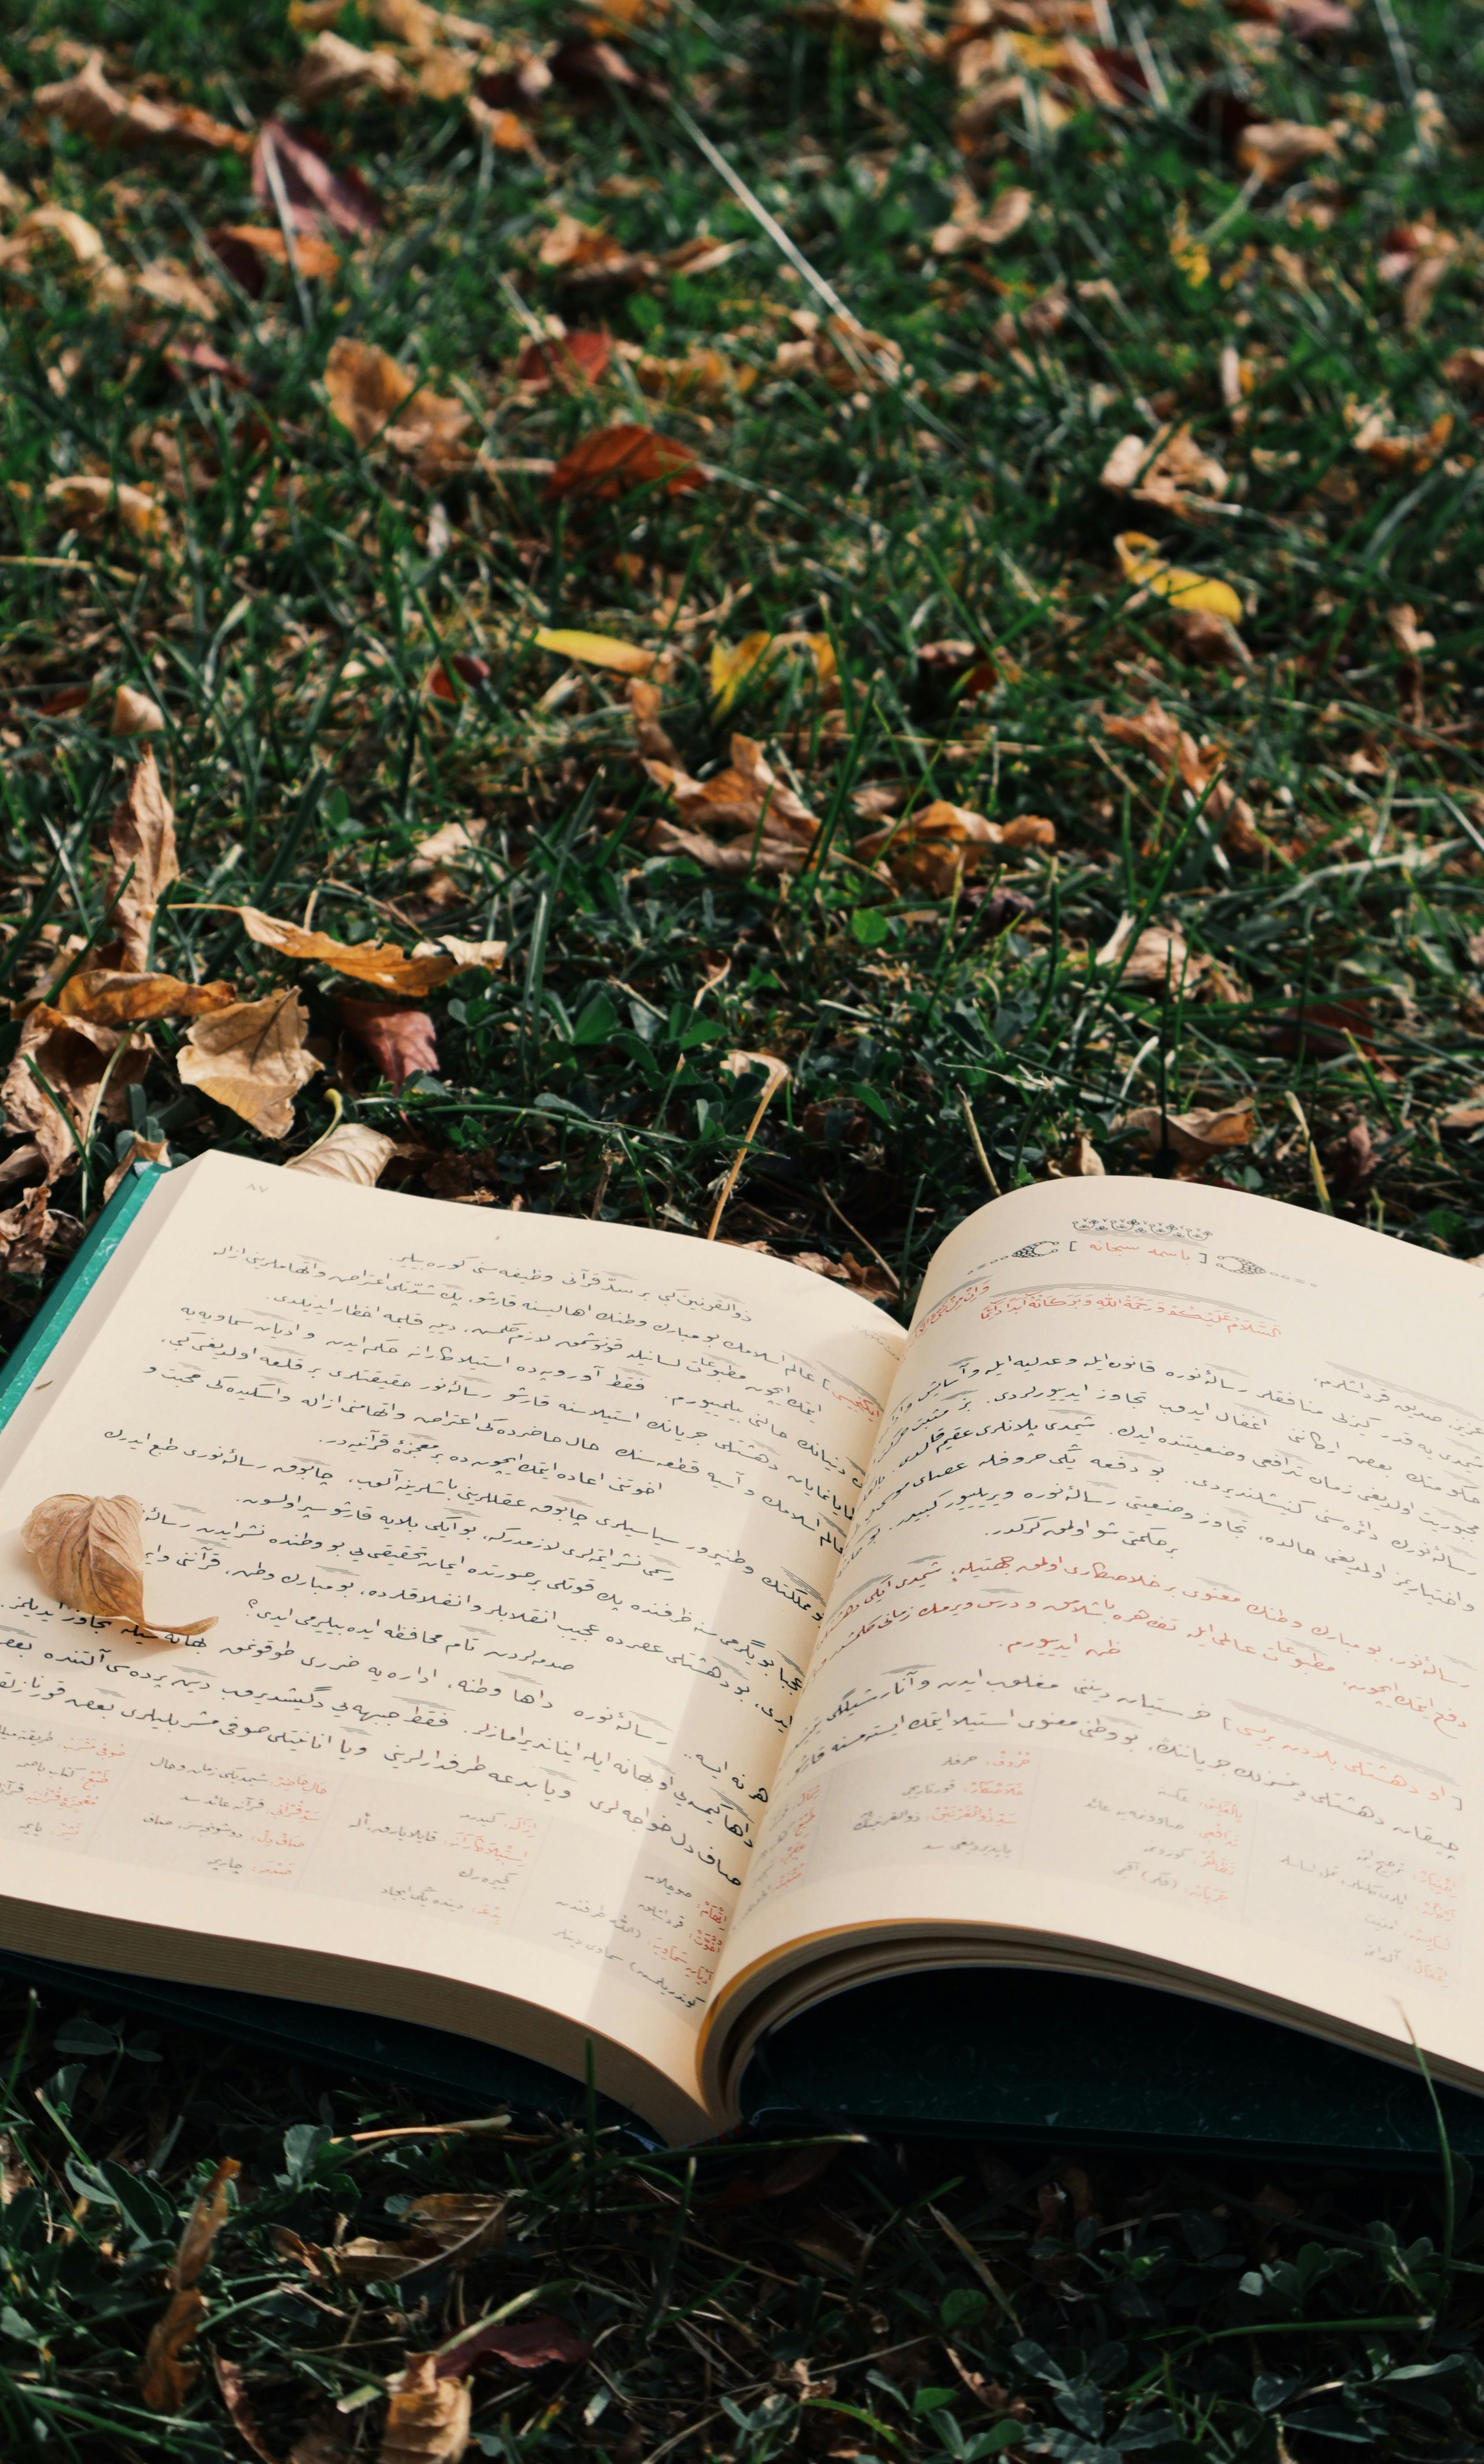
[254,120,382,237]
[0,1185,70,1280]
[773,308,902,392]
[1102,699,1260,856]
[178,991,321,1137]
[45,474,166,540]
[436,2310,589,2375]
[1,1007,152,1178]
[1346,400,1453,470]
[546,423,702,502]
[140,2289,208,2412]
[164,339,252,391]
[1385,603,1435,658]
[339,999,438,1089]
[628,677,677,761]
[0,207,131,305]
[1443,346,1484,395]
[23,1494,217,1641]
[134,257,221,319]
[1100,424,1227,516]
[109,684,166,736]
[214,2357,279,2464]
[533,626,654,675]
[1235,117,1341,181]
[710,632,837,714]
[34,53,252,154]
[854,803,1054,897]
[930,178,1032,256]
[211,223,342,287]
[1439,1091,1484,1131]
[380,2352,472,2462]
[1118,1099,1255,1174]
[233,906,503,994]
[286,1123,398,1185]
[642,736,819,877]
[324,338,471,478]
[515,330,610,388]
[53,970,235,1025]
[1096,914,1209,990]
[1114,532,1242,622]
[298,30,414,104]
[427,652,490,701]
[104,749,180,970]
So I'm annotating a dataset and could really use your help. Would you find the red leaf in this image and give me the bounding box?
[338,998,438,1090]
[515,331,610,390]
[36,687,90,717]
[436,2314,592,2379]
[546,423,702,504]
[429,652,491,699]
[252,118,381,238]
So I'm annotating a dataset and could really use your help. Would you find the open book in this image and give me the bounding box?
[0,1152,1477,2141]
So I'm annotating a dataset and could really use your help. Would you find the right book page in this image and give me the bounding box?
[703,1176,1484,2110]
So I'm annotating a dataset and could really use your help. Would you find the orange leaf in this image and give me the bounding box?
[546,423,703,502]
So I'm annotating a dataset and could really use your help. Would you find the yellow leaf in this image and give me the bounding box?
[21,1493,216,1641]
[532,627,655,676]
[709,631,837,713]
[177,989,322,1138]
[379,2352,472,2463]
[1114,531,1243,621]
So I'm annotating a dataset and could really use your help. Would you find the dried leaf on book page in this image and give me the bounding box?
[379,2353,471,2462]
[104,748,180,969]
[286,1124,397,1186]
[22,1494,217,1640]
[177,991,321,1137]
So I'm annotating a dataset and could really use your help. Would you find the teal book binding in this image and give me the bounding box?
[0,1170,1476,2163]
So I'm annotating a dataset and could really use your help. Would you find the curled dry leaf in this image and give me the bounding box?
[930,178,1032,256]
[233,905,503,995]
[1443,346,1484,395]
[22,1493,217,1640]
[109,684,166,736]
[178,990,322,1138]
[102,1134,169,1204]
[1100,424,1227,516]
[515,330,610,389]
[286,1123,398,1186]
[104,749,180,970]
[1118,1100,1256,1175]
[774,307,902,391]
[53,970,236,1026]
[323,338,471,479]
[1102,699,1260,858]
[1385,603,1435,658]
[854,803,1054,897]
[134,256,220,318]
[1096,914,1210,991]
[0,207,132,306]
[546,423,702,502]
[174,2156,241,2289]
[211,223,341,286]
[254,120,382,237]
[0,1184,68,1280]
[533,625,654,676]
[298,29,414,104]
[628,677,677,763]
[45,474,166,540]
[214,2356,279,2464]
[1235,118,1341,182]
[379,2352,472,2464]
[642,735,819,877]
[1346,399,1452,471]
[436,2309,589,2377]
[338,998,439,1090]
[140,2288,208,2412]
[34,53,252,155]
[1114,532,1242,622]
[1,1006,152,1179]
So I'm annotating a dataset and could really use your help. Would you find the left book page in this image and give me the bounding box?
[0,1153,903,2139]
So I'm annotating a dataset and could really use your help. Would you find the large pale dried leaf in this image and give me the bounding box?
[533,626,654,675]
[854,801,1054,896]
[642,736,819,876]
[45,475,166,541]
[546,423,702,502]
[174,2158,240,2289]
[109,684,166,736]
[105,750,179,970]
[380,2352,471,2463]
[338,998,438,1089]
[1,1006,152,1178]
[134,257,220,319]
[1120,1100,1256,1167]
[425,936,506,973]
[324,338,470,475]
[1096,915,1209,989]
[1113,531,1243,622]
[22,1493,216,1640]
[140,2287,207,2412]
[254,120,382,237]
[54,970,236,1026]
[34,54,251,155]
[286,1124,397,1186]
[233,905,494,995]
[178,991,321,1138]
[298,30,414,103]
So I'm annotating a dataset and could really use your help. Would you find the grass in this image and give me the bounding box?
[5,0,1484,2447]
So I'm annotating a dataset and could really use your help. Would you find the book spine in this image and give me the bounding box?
[0,1164,167,1433]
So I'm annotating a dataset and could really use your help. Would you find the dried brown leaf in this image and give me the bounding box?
[297,30,414,104]
[1119,1100,1256,1170]
[642,736,819,877]
[233,906,499,995]
[1235,118,1342,180]
[379,2352,472,2463]
[436,2309,588,2376]
[174,2157,240,2288]
[253,121,382,237]
[53,970,236,1025]
[22,1493,216,1640]
[853,800,1055,896]
[514,330,610,389]
[34,53,251,154]
[0,1184,67,1280]
[177,991,322,1138]
[1,1006,152,1179]
[140,2287,207,2412]
[45,474,165,539]
[214,2356,280,2464]
[338,999,439,1090]
[323,338,470,476]
[285,1124,397,1186]
[108,684,166,736]
[104,749,179,970]
[1097,915,1209,989]
[546,422,702,502]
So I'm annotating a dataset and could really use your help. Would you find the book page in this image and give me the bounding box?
[0,1154,903,2135]
[705,1177,1484,2102]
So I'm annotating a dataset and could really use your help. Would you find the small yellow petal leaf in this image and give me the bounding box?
[1114,531,1243,621]
[532,627,655,676]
